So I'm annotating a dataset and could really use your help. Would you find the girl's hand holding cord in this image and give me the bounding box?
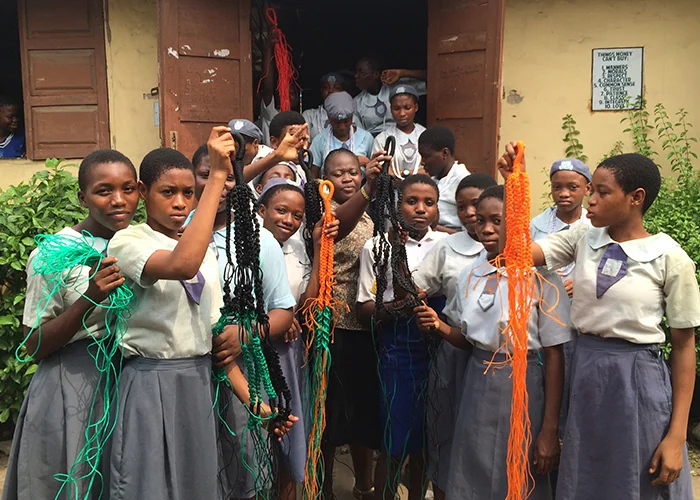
[85,256,125,303]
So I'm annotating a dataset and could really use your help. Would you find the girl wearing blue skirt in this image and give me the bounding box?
[356,174,447,500]
[3,150,140,500]
[415,185,572,500]
[500,145,700,500]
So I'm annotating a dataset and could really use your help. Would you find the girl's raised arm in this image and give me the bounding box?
[141,127,235,282]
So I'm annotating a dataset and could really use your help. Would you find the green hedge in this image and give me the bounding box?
[0,160,145,423]
[0,160,86,423]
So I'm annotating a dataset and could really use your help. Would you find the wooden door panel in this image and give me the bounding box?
[24,0,94,38]
[19,0,109,159]
[177,0,241,58]
[435,51,485,119]
[440,118,485,170]
[428,0,505,176]
[179,58,242,122]
[28,50,98,94]
[31,105,101,158]
[160,0,252,159]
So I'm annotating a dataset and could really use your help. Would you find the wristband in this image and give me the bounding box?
[360,185,371,201]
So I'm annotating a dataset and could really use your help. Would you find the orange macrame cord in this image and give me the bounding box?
[503,141,537,500]
[256,8,299,112]
[301,180,341,500]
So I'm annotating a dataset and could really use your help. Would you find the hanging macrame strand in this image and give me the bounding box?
[501,141,536,500]
[211,132,291,497]
[369,135,421,319]
[299,148,323,261]
[301,180,338,500]
[256,7,298,112]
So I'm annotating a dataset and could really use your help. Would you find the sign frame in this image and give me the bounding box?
[591,46,644,112]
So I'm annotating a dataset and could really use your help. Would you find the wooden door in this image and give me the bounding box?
[427,0,505,176]
[17,0,110,160]
[159,0,253,159]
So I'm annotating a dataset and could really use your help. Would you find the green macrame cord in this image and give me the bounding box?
[17,231,137,500]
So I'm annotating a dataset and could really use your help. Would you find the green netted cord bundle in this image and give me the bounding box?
[17,231,137,500]
[210,133,291,498]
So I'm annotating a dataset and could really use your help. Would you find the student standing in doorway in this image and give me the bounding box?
[310,92,373,178]
[303,72,352,142]
[354,55,426,137]
[418,125,470,234]
[372,85,426,179]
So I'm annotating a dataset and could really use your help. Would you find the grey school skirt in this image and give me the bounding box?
[217,336,307,499]
[109,356,218,500]
[426,340,469,490]
[274,336,307,482]
[447,347,552,500]
[2,339,109,500]
[556,334,693,500]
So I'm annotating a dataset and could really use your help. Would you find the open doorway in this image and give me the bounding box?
[0,0,25,159]
[159,0,504,174]
[250,0,428,124]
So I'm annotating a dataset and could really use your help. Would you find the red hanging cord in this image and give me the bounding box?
[256,8,298,111]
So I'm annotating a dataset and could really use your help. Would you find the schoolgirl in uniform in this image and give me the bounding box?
[530,159,592,451]
[356,174,447,500]
[0,95,25,158]
[530,158,592,297]
[418,126,470,234]
[372,85,426,179]
[499,143,700,500]
[253,162,298,196]
[415,185,571,500]
[319,149,386,499]
[190,138,298,500]
[302,72,347,142]
[2,150,140,500]
[454,173,499,241]
[309,92,373,178]
[499,146,700,500]
[353,55,426,137]
[256,178,339,500]
[107,132,244,500]
[412,173,496,500]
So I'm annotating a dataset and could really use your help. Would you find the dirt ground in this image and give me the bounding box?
[0,443,697,498]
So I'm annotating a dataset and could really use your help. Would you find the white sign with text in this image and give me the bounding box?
[592,47,644,111]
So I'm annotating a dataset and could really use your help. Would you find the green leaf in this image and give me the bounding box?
[0,408,9,423]
[0,316,15,326]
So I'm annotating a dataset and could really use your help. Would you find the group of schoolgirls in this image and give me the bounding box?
[3,62,699,500]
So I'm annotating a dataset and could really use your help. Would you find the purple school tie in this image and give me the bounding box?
[181,271,205,305]
[596,243,627,298]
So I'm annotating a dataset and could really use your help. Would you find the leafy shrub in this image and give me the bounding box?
[0,159,146,423]
[0,159,85,423]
